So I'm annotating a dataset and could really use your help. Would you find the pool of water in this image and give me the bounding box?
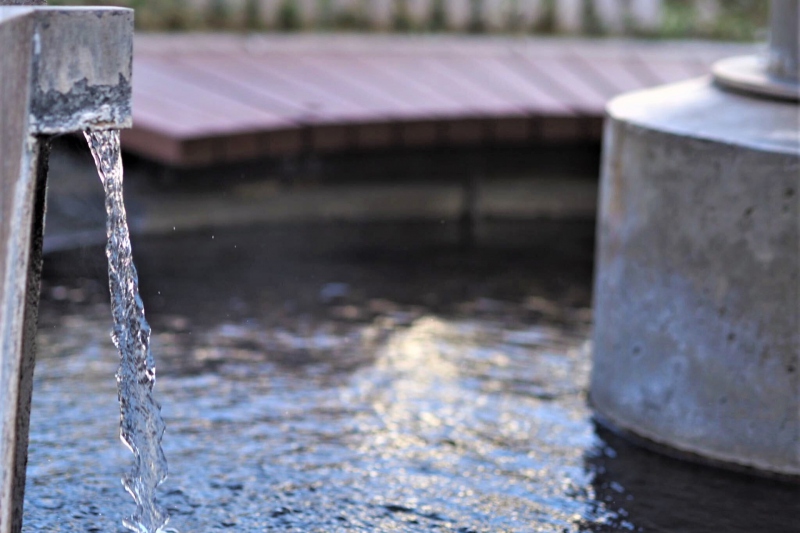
[23,221,798,532]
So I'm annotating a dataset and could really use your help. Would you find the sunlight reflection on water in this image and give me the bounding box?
[23,221,798,532]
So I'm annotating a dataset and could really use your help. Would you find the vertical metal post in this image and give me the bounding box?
[768,0,799,82]
[712,0,799,100]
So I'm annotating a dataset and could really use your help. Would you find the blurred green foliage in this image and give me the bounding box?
[659,0,768,40]
[46,0,768,40]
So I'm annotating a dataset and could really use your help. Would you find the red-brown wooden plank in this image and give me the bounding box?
[428,55,582,142]
[133,78,250,133]
[123,36,735,167]
[512,55,610,113]
[633,54,710,83]
[134,59,294,132]
[429,56,574,114]
[357,55,523,144]
[303,55,468,117]
[562,55,647,98]
[355,55,518,117]
[267,56,423,118]
[181,53,375,123]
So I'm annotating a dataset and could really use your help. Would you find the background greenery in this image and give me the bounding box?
[47,0,768,40]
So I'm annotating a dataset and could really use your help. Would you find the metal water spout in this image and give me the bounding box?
[0,5,132,533]
[591,0,799,478]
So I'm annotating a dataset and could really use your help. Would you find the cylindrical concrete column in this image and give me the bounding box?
[591,0,800,478]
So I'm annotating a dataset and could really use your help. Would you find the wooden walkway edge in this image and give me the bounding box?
[123,35,754,167]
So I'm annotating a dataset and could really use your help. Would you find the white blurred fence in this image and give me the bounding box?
[187,0,729,33]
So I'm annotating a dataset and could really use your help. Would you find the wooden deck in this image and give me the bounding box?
[124,35,753,167]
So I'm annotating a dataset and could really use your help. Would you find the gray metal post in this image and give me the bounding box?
[768,0,799,82]
[712,0,799,100]
[0,8,132,533]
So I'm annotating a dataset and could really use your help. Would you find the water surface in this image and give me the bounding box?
[24,221,798,532]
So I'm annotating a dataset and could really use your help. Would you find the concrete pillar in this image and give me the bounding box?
[591,0,800,478]
[0,7,132,533]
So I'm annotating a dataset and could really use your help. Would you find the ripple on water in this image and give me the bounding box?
[24,221,799,532]
[26,303,613,531]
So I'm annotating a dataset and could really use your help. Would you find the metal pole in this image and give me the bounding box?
[768,0,799,82]
[712,0,799,100]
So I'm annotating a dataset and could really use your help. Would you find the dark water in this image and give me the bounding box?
[84,130,169,533]
[24,221,799,532]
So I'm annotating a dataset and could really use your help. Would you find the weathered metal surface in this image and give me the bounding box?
[591,77,800,477]
[0,7,132,533]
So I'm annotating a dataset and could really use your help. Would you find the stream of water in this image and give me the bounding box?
[84,130,170,533]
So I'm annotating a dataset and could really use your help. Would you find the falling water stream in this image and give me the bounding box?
[84,130,170,533]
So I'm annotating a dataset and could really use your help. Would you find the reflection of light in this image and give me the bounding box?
[369,318,465,438]
[376,317,461,376]
[335,313,617,529]
[37,304,626,530]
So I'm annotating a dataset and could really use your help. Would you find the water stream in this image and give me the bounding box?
[84,130,170,533]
